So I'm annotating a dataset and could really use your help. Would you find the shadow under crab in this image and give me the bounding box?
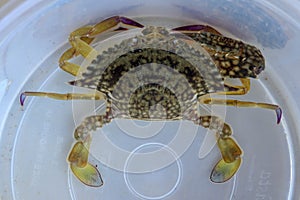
[20,16,282,187]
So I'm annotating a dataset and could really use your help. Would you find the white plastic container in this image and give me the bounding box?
[0,0,299,199]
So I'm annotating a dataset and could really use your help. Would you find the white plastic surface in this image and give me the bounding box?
[0,0,299,199]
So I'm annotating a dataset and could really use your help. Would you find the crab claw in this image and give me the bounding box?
[210,157,241,183]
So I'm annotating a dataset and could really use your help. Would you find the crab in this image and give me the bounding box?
[20,16,282,187]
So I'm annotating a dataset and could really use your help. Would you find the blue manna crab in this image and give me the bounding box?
[20,16,282,187]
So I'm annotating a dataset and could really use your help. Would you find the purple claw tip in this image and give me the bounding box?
[119,16,144,28]
[276,107,282,124]
[172,25,206,31]
[20,93,26,106]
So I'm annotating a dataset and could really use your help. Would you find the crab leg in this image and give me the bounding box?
[194,116,242,183]
[68,114,111,187]
[172,24,222,35]
[222,78,251,95]
[199,97,282,124]
[20,91,105,106]
[60,16,144,76]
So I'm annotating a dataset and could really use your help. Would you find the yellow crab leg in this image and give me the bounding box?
[210,157,242,183]
[70,161,103,187]
[222,78,251,95]
[68,141,90,168]
[60,16,144,76]
[59,37,95,76]
[68,115,111,187]
[194,116,243,183]
[199,97,282,124]
[68,140,104,187]
[68,138,104,187]
[20,91,105,106]
[217,136,242,163]
[59,48,80,76]
[211,121,242,184]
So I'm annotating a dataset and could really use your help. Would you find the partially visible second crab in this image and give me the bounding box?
[21,16,282,187]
